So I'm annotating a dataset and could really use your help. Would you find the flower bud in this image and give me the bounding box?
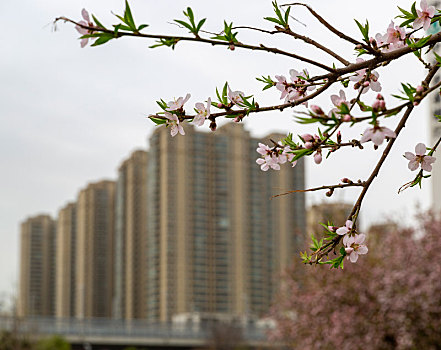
[310,105,324,115]
[376,94,384,100]
[342,114,351,122]
[337,131,342,143]
[217,103,223,108]
[363,81,370,87]
[314,151,322,164]
[305,142,313,149]
[229,44,235,51]
[301,133,314,142]
[325,189,333,197]
[209,120,217,131]
[341,177,351,184]
[416,85,424,93]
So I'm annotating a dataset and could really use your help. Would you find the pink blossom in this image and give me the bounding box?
[227,86,244,105]
[275,75,291,101]
[256,143,296,171]
[301,134,314,142]
[288,69,315,105]
[336,220,353,236]
[413,0,436,31]
[343,233,368,263]
[360,125,396,146]
[330,90,348,108]
[193,98,211,126]
[386,21,406,45]
[310,105,324,115]
[75,9,94,48]
[165,112,185,137]
[404,143,436,171]
[372,94,386,112]
[349,58,382,93]
[167,93,191,111]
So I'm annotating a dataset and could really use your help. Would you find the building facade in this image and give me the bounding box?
[307,202,353,236]
[18,215,56,317]
[145,124,305,322]
[75,180,115,319]
[113,150,148,320]
[55,202,77,318]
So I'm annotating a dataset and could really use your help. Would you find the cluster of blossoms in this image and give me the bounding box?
[405,143,436,171]
[301,133,323,164]
[350,58,381,93]
[374,21,408,52]
[334,220,368,263]
[255,143,297,171]
[275,69,315,105]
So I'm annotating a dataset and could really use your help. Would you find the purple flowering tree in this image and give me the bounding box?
[268,213,441,349]
[56,0,441,268]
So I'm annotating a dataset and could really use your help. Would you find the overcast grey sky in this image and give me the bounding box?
[0,0,434,300]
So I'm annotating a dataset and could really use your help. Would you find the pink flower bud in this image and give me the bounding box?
[379,100,386,110]
[217,103,223,108]
[305,142,313,149]
[376,94,384,100]
[413,101,419,106]
[301,134,314,142]
[363,81,370,87]
[342,114,351,122]
[314,151,322,164]
[341,177,350,183]
[310,105,324,115]
[416,85,424,93]
[229,44,235,51]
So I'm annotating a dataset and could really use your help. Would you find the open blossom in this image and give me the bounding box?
[329,90,349,118]
[256,143,296,171]
[165,112,185,137]
[360,125,396,146]
[413,0,436,31]
[75,9,94,48]
[193,98,211,126]
[349,58,381,93]
[404,143,436,171]
[275,75,291,101]
[386,21,406,46]
[167,93,191,111]
[336,220,353,236]
[343,233,368,263]
[228,86,244,105]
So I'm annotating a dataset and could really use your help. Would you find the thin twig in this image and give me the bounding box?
[272,181,365,198]
[55,17,336,72]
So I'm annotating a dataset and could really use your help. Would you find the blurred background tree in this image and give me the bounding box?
[269,212,441,350]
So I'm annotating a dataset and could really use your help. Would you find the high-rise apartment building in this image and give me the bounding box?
[113,150,148,320]
[18,215,56,317]
[307,202,353,236]
[55,202,77,318]
[145,124,305,322]
[75,180,115,319]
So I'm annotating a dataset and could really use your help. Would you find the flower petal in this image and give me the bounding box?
[336,227,349,236]
[415,143,426,156]
[357,245,368,255]
[408,159,419,171]
[404,152,416,160]
[349,251,359,263]
[355,233,366,244]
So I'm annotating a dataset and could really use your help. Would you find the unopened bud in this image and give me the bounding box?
[341,177,351,184]
[363,81,370,87]
[209,120,217,131]
[355,44,363,50]
[337,131,342,143]
[314,151,322,164]
[305,142,313,149]
[310,105,324,115]
[217,103,223,108]
[342,114,351,122]
[416,85,424,93]
[301,133,314,142]
[413,101,419,106]
[326,189,333,197]
[376,93,384,100]
[229,44,235,51]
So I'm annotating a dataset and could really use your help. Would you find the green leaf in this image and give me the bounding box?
[124,0,136,31]
[149,116,166,125]
[92,15,105,29]
[91,33,114,46]
[137,24,149,31]
[174,19,194,32]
